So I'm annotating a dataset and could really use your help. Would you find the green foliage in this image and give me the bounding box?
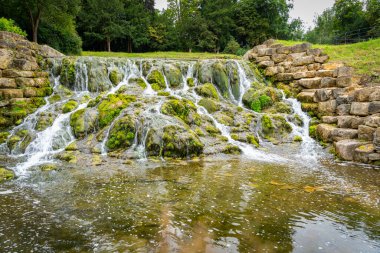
[0,18,26,36]
[250,100,262,112]
[309,125,317,138]
[223,38,241,54]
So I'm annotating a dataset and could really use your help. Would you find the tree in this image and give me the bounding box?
[0,18,27,37]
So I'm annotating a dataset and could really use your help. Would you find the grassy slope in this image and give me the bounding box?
[277,39,380,76]
[82,51,240,60]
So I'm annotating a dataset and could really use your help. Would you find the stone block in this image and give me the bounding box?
[276,73,293,81]
[334,139,366,160]
[354,87,378,102]
[0,48,13,69]
[336,66,353,77]
[320,77,336,88]
[336,76,352,87]
[336,104,351,116]
[255,56,271,62]
[369,89,380,101]
[315,55,329,63]
[316,70,334,77]
[331,128,358,141]
[0,78,16,88]
[350,102,369,116]
[369,152,380,161]
[293,56,315,66]
[265,48,277,55]
[336,94,354,105]
[358,125,375,141]
[368,101,380,115]
[354,144,375,163]
[364,115,380,128]
[316,124,336,142]
[314,89,332,102]
[337,116,364,129]
[258,61,274,68]
[271,54,287,63]
[293,71,316,80]
[289,66,308,73]
[16,77,35,88]
[322,116,338,124]
[297,78,322,89]
[34,78,50,87]
[297,91,316,103]
[11,59,39,71]
[2,69,35,78]
[374,127,380,146]
[307,63,321,71]
[290,43,311,53]
[318,100,337,114]
[0,89,23,99]
[322,62,344,70]
[307,48,322,56]
[277,46,292,54]
[287,52,306,61]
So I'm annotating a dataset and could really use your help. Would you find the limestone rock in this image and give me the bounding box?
[322,116,338,124]
[354,87,378,102]
[358,125,375,141]
[350,102,369,116]
[318,100,336,114]
[320,77,336,88]
[337,116,363,129]
[368,101,380,115]
[316,124,336,142]
[314,55,329,63]
[297,78,321,89]
[336,104,351,116]
[334,139,368,161]
[331,128,358,141]
[293,56,315,66]
[336,76,352,87]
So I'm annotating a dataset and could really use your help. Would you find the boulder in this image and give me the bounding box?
[374,127,380,146]
[0,49,13,69]
[331,128,358,141]
[336,94,354,105]
[354,144,375,163]
[293,56,315,66]
[364,115,380,128]
[334,139,368,161]
[277,46,292,54]
[316,124,336,142]
[70,108,98,138]
[297,78,322,89]
[337,116,364,129]
[316,70,334,77]
[358,125,375,141]
[290,43,311,53]
[308,63,321,71]
[336,104,351,116]
[336,66,353,77]
[0,78,16,88]
[318,100,336,114]
[354,87,378,102]
[276,73,293,81]
[350,102,369,116]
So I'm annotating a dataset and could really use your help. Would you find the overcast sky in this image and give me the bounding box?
[155,0,336,29]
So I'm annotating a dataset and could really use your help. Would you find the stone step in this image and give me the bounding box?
[334,139,369,161]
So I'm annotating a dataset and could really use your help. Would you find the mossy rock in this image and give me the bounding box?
[211,62,229,99]
[147,70,166,91]
[57,151,77,163]
[87,95,102,108]
[309,125,317,138]
[261,114,293,142]
[106,116,136,151]
[157,91,170,96]
[301,103,318,117]
[187,78,195,87]
[56,85,73,97]
[65,141,78,151]
[266,102,292,114]
[7,129,31,152]
[195,83,219,100]
[98,94,136,128]
[109,69,124,85]
[198,98,220,113]
[62,100,78,113]
[160,125,204,158]
[161,98,201,125]
[222,144,242,154]
[0,167,15,182]
[60,57,77,88]
[129,78,147,89]
[70,108,98,138]
[48,94,62,103]
[247,134,260,147]
[242,87,282,111]
[205,124,221,135]
[163,64,182,88]
[35,113,55,131]
[215,113,234,126]
[40,164,58,171]
[0,132,10,144]
[293,135,303,142]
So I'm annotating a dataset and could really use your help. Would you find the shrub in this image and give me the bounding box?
[0,18,27,37]
[223,38,241,55]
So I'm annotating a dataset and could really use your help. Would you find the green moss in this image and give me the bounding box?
[231,133,239,141]
[250,100,262,112]
[293,135,303,142]
[157,91,170,96]
[223,144,241,154]
[301,103,318,113]
[109,70,123,85]
[0,131,10,144]
[195,127,205,136]
[70,108,98,138]
[106,116,135,151]
[0,167,15,182]
[87,95,102,108]
[195,83,219,100]
[261,115,274,134]
[40,164,58,171]
[65,141,78,151]
[57,85,73,97]
[187,78,195,87]
[98,94,136,128]
[48,94,61,103]
[243,87,281,110]
[60,57,76,87]
[269,102,292,114]
[161,98,201,125]
[36,113,55,131]
[62,100,78,113]
[206,125,221,135]
[147,70,166,91]
[57,151,77,163]
[198,98,220,113]
[247,134,259,147]
[309,125,317,138]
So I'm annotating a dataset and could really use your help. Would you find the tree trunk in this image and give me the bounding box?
[29,8,41,43]
[127,39,132,53]
[106,37,111,52]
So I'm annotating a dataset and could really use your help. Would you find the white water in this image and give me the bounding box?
[4,58,321,175]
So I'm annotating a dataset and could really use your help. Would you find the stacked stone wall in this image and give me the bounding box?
[244,39,380,165]
[0,31,63,130]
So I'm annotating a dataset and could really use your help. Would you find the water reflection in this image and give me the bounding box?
[0,156,379,252]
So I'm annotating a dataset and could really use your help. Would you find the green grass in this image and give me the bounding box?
[82,51,239,60]
[277,39,380,76]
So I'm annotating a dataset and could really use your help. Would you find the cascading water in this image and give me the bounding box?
[2,57,323,175]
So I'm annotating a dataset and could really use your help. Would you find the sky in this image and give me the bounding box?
[154,0,336,29]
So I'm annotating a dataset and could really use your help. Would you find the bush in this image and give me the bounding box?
[0,17,27,37]
[223,38,241,55]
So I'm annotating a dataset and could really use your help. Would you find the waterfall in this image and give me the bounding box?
[3,57,323,175]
